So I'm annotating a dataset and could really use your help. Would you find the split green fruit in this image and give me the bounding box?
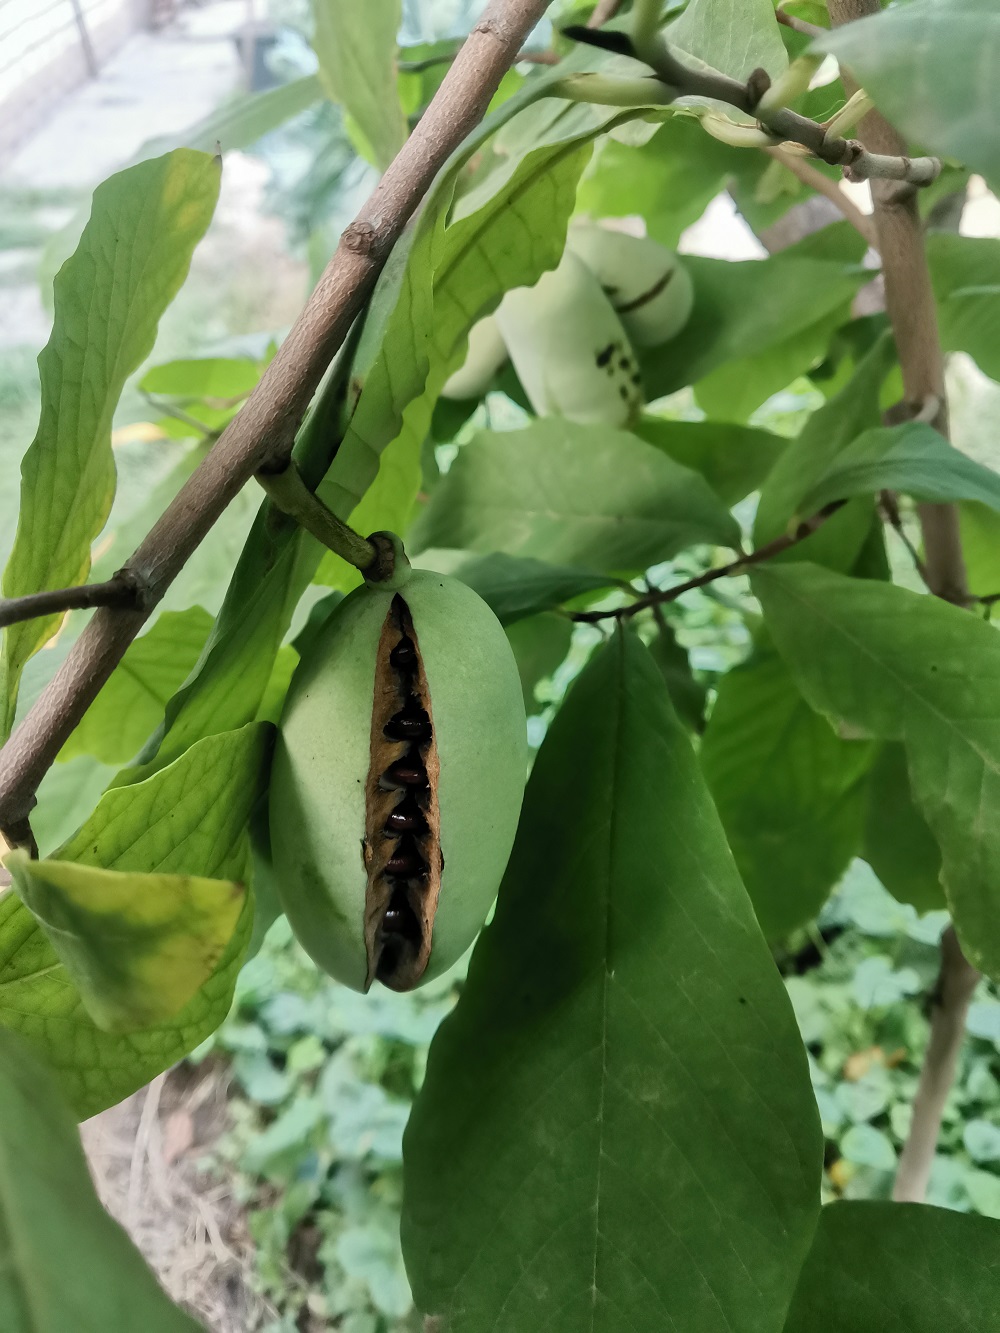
[269,558,527,993]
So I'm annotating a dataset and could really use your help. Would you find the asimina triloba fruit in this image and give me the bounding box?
[269,559,526,993]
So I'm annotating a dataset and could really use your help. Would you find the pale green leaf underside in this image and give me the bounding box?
[312,0,406,169]
[755,563,1000,979]
[784,1201,1000,1331]
[410,418,741,572]
[0,1029,202,1332]
[403,631,820,1331]
[669,0,788,81]
[0,149,220,738]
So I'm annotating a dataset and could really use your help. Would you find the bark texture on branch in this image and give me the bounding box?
[0,0,550,836]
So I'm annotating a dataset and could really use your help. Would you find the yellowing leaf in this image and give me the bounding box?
[5,851,245,1033]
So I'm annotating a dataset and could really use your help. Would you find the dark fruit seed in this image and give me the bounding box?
[381,757,429,789]
[384,803,426,835]
[382,891,421,940]
[383,709,431,742]
[390,637,417,670]
[386,847,425,877]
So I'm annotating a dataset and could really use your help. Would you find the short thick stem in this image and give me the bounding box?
[256,463,376,573]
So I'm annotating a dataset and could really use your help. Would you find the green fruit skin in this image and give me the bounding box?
[269,570,527,991]
[567,224,694,347]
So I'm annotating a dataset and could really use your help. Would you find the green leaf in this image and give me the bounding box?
[414,550,614,625]
[506,613,573,712]
[410,419,741,572]
[863,744,945,913]
[647,619,707,732]
[312,0,406,169]
[0,723,267,1117]
[640,251,867,405]
[0,1029,202,1331]
[402,630,821,1331]
[668,0,788,79]
[754,334,896,569]
[815,0,1000,191]
[635,416,787,505]
[929,234,1000,381]
[0,149,220,736]
[702,634,873,939]
[140,355,262,399]
[755,562,1000,979]
[6,851,244,1033]
[149,74,325,156]
[783,1200,1000,1332]
[59,607,213,765]
[800,421,1000,515]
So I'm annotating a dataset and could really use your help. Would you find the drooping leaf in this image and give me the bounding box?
[0,1028,203,1332]
[0,722,268,1117]
[647,618,707,732]
[410,419,741,572]
[702,633,874,939]
[414,550,615,626]
[6,852,245,1034]
[668,0,788,79]
[928,233,1000,381]
[815,0,1000,191]
[863,744,945,914]
[640,252,869,402]
[506,613,573,712]
[59,607,213,765]
[0,149,220,737]
[755,562,1000,979]
[754,334,896,569]
[635,416,787,505]
[402,630,821,1331]
[312,0,407,169]
[800,421,1000,516]
[783,1200,1000,1332]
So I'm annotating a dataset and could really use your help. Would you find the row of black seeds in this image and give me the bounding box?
[376,627,433,974]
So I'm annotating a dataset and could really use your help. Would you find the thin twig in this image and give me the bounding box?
[572,501,846,623]
[775,7,824,39]
[893,928,980,1202]
[765,146,875,245]
[586,0,622,28]
[877,489,930,589]
[0,574,143,630]
[0,0,549,838]
[255,463,377,573]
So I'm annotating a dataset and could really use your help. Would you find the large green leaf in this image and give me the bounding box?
[312,0,406,169]
[506,613,572,712]
[815,0,1000,191]
[800,421,1000,515]
[635,416,787,506]
[148,74,325,156]
[754,334,896,569]
[0,722,267,1117]
[668,0,788,79]
[0,149,220,737]
[755,562,1000,979]
[702,634,874,939]
[59,607,213,765]
[402,630,821,1331]
[409,419,741,572]
[783,1201,1000,1332]
[0,1029,202,1332]
[640,252,869,402]
[6,852,244,1033]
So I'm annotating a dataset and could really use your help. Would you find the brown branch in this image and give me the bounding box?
[764,146,875,246]
[828,0,974,1208]
[775,8,824,40]
[893,927,980,1203]
[0,575,143,630]
[571,501,846,623]
[0,0,550,838]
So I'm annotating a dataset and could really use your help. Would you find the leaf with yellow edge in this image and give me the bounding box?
[5,851,245,1033]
